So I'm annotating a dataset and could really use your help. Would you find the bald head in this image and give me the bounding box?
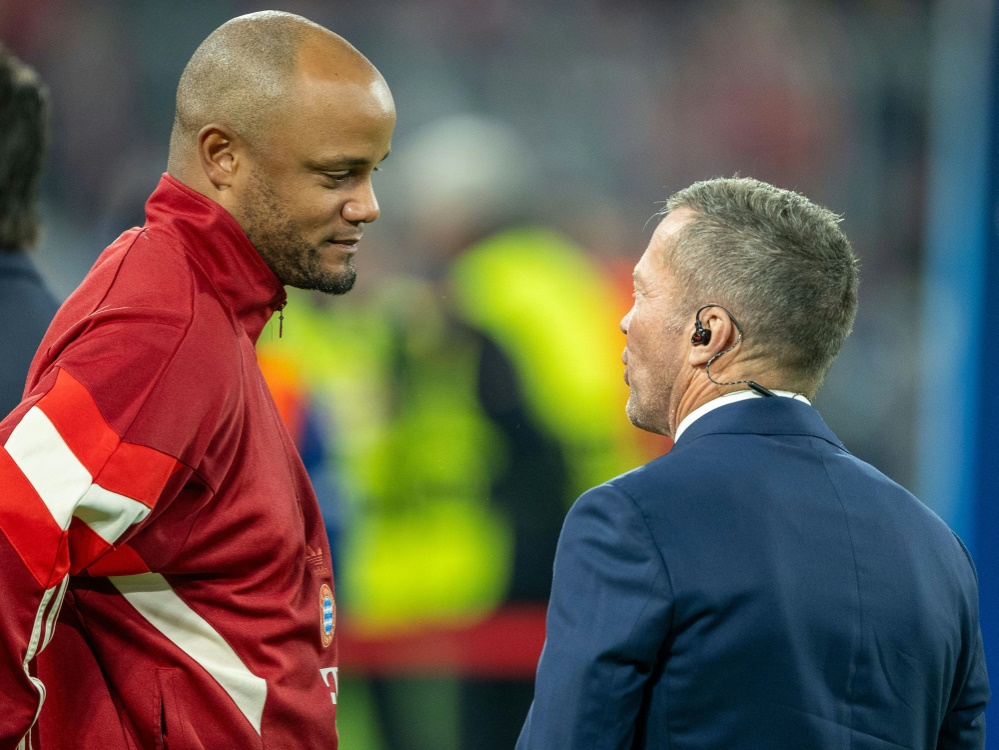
[164,12,395,296]
[168,11,381,174]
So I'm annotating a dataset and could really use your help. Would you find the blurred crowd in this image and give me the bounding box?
[0,0,935,747]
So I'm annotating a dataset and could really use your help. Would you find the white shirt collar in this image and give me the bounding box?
[673,389,811,442]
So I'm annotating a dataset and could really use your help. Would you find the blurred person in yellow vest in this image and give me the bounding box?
[258,115,646,749]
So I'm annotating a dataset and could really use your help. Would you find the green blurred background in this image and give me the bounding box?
[3,0,995,746]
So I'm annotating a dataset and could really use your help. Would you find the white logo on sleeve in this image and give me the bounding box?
[320,667,339,706]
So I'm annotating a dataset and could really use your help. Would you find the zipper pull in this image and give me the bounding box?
[278,302,286,338]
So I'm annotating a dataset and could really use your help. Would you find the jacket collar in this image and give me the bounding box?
[144,173,286,343]
[674,395,846,451]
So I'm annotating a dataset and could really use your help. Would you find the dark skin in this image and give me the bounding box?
[171,30,396,294]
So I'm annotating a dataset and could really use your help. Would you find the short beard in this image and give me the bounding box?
[239,179,356,296]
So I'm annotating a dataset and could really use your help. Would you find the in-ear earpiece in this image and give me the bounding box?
[691,320,711,346]
[694,303,775,396]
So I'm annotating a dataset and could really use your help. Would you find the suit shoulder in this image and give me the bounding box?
[604,444,704,504]
[823,447,943,521]
[808,440,977,583]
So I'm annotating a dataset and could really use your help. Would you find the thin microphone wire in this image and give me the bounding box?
[696,304,776,397]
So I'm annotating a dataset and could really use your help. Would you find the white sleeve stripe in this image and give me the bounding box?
[24,582,60,666]
[5,407,92,530]
[41,577,69,653]
[75,485,152,545]
[110,573,267,734]
[4,406,152,544]
[19,579,68,749]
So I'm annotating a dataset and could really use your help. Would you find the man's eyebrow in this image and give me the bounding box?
[307,150,391,171]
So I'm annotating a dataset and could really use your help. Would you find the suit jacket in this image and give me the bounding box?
[0,250,58,417]
[517,397,989,749]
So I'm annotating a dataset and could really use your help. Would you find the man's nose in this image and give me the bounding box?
[620,307,633,334]
[343,179,380,224]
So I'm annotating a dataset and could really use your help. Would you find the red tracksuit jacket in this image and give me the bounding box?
[0,175,339,749]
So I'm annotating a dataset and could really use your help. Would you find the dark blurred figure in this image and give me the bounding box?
[0,44,58,416]
[350,115,641,750]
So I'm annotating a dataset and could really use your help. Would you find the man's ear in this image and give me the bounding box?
[687,306,737,367]
[197,124,241,190]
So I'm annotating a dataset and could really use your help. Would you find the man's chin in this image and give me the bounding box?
[626,398,667,437]
[304,272,356,296]
[285,262,357,296]
[625,399,645,430]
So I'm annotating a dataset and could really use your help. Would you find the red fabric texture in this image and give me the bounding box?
[0,175,339,749]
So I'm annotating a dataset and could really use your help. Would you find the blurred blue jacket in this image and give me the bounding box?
[0,250,57,417]
[518,396,989,750]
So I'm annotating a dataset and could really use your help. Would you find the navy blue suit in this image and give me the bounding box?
[518,397,989,749]
[0,251,58,417]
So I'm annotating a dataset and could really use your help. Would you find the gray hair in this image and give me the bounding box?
[663,177,859,389]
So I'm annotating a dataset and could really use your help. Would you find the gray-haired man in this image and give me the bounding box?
[519,177,989,749]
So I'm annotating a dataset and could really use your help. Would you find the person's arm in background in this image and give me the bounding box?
[516,483,673,750]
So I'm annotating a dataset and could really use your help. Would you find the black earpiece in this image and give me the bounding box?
[691,319,711,346]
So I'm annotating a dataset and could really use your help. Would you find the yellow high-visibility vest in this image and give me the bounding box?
[258,228,642,633]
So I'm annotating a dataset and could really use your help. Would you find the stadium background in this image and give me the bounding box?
[1,0,995,746]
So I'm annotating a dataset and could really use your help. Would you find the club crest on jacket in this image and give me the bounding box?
[320,584,335,647]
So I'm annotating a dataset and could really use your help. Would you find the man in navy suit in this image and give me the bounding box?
[517,177,989,749]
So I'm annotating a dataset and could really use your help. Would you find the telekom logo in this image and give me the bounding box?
[320,667,339,706]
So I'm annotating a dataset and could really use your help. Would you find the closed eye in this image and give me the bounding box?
[321,166,380,187]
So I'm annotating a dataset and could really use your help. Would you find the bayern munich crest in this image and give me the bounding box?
[320,584,335,648]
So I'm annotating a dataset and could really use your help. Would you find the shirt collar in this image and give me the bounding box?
[673,389,811,442]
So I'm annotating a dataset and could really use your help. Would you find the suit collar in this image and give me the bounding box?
[674,396,846,450]
[674,389,810,442]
